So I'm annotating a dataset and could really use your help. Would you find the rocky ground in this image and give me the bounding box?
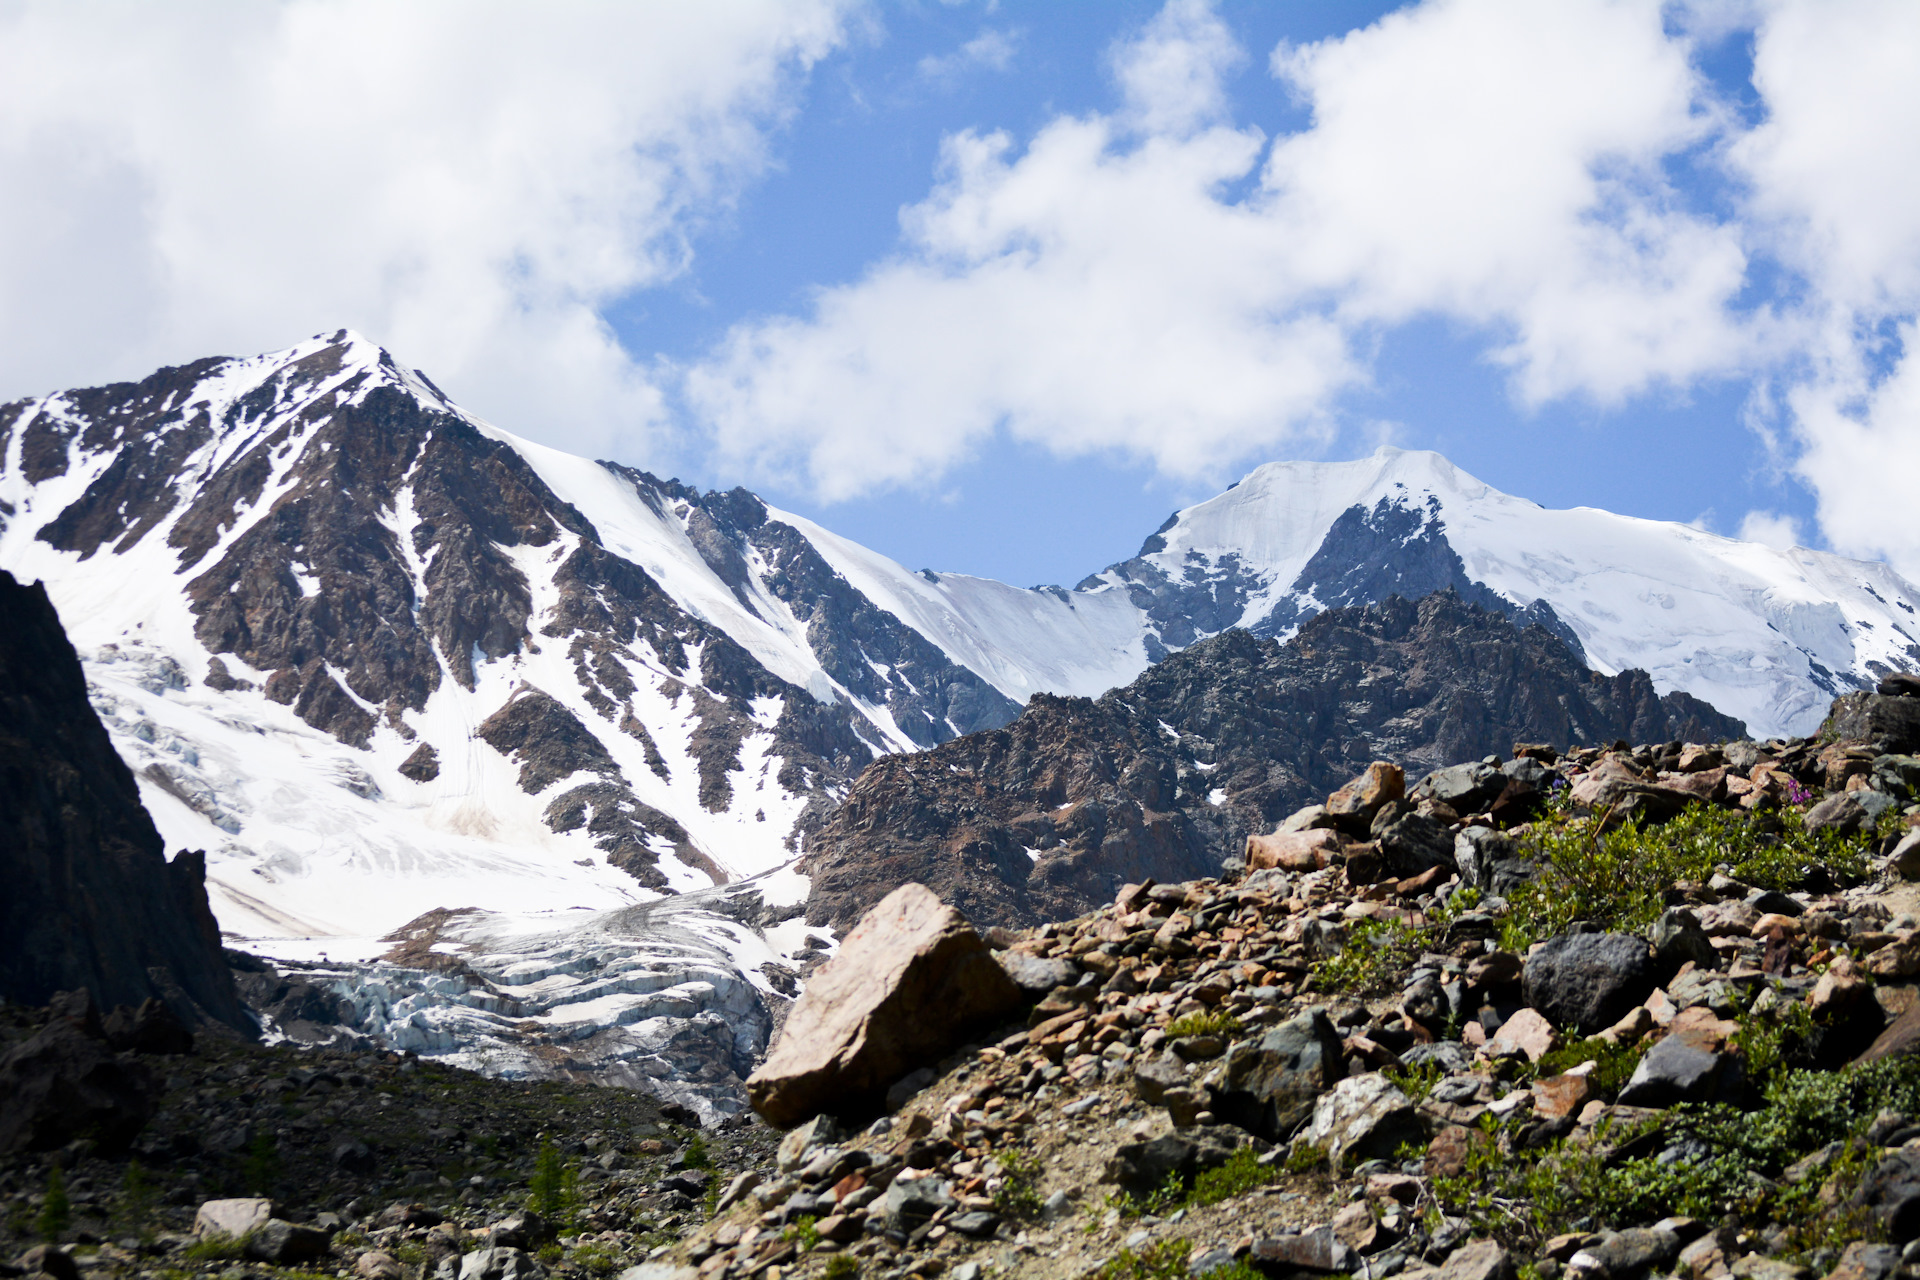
[11,679,1920,1280]
[0,1000,778,1280]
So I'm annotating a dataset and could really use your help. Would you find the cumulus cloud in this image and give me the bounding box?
[0,0,852,455]
[689,0,1764,499]
[1737,509,1806,551]
[917,29,1018,85]
[1728,1,1920,577]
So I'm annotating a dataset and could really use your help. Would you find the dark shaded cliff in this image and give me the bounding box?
[802,590,1746,931]
[0,570,250,1031]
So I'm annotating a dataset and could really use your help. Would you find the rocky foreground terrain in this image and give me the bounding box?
[10,676,1920,1280]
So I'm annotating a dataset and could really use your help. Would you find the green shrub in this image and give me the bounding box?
[183,1233,253,1264]
[242,1129,280,1195]
[1531,1036,1648,1095]
[992,1149,1045,1219]
[36,1165,70,1240]
[528,1138,579,1229]
[1311,917,1423,995]
[822,1255,861,1279]
[1165,1008,1241,1039]
[1430,1054,1920,1252]
[120,1161,157,1245]
[681,1134,712,1170]
[1188,1146,1276,1207]
[1094,1238,1192,1280]
[1503,803,1870,950]
[782,1214,819,1250]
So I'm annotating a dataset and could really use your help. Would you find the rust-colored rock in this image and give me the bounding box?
[1326,762,1405,821]
[1246,828,1341,871]
[746,884,1025,1129]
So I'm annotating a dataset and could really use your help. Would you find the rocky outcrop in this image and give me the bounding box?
[746,884,1025,1128]
[0,570,248,1030]
[803,591,1747,930]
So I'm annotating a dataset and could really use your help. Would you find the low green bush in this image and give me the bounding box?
[1165,1009,1241,1039]
[1188,1146,1276,1207]
[992,1149,1045,1219]
[1431,1053,1920,1253]
[1503,803,1870,950]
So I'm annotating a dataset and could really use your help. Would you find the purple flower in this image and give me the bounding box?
[1784,778,1812,806]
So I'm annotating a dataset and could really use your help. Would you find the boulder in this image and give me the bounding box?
[1213,1009,1346,1140]
[1415,763,1505,815]
[0,1018,157,1153]
[1823,691,1920,755]
[1103,1131,1235,1198]
[1824,1242,1901,1280]
[1802,791,1890,837]
[1373,812,1458,878]
[1650,909,1717,978]
[1434,1239,1515,1280]
[883,1176,956,1230]
[1455,829,1533,898]
[1245,828,1341,872]
[1617,1035,1736,1108]
[1889,830,1920,881]
[457,1248,542,1280]
[101,998,194,1055]
[1248,1226,1357,1273]
[1296,1073,1421,1174]
[245,1220,332,1265]
[1523,933,1657,1035]
[993,952,1078,997]
[746,884,1025,1128]
[14,1246,79,1280]
[1130,1051,1189,1107]
[1327,762,1406,823]
[194,1198,276,1239]
[1852,1149,1920,1242]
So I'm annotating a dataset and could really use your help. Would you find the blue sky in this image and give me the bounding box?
[2,1,1917,586]
[629,2,1800,585]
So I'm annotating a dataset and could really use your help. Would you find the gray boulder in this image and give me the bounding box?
[1648,909,1716,978]
[245,1220,332,1265]
[1102,1131,1236,1198]
[1295,1074,1421,1174]
[1455,828,1533,898]
[1803,791,1893,837]
[884,1176,956,1230]
[994,952,1079,996]
[1616,1036,1737,1108]
[1415,762,1505,814]
[1523,933,1657,1035]
[1212,1010,1345,1140]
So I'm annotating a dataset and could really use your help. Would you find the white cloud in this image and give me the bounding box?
[917,29,1018,85]
[688,0,1763,501]
[1726,1,1920,577]
[0,0,852,456]
[1737,509,1805,550]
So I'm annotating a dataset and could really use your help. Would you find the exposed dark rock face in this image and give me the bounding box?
[803,591,1747,931]
[601,466,1021,746]
[1085,490,1586,661]
[0,570,250,1031]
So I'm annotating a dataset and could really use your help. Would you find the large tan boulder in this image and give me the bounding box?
[747,884,1024,1129]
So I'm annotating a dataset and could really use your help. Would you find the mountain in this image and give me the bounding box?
[0,329,1894,1112]
[780,450,1920,742]
[0,569,248,1031]
[801,590,1745,932]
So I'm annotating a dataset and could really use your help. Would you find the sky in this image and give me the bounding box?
[1,0,1917,589]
